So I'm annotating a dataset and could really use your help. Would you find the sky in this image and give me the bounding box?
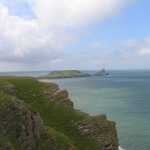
[0,0,150,71]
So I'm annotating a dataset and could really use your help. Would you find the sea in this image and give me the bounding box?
[0,70,150,150]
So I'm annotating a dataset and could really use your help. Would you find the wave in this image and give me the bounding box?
[119,146,126,150]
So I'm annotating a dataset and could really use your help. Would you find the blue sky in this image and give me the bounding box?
[0,0,150,71]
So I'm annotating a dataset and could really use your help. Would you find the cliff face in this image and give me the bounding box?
[0,94,45,150]
[77,115,118,150]
[0,91,75,150]
[0,77,118,150]
[42,82,73,107]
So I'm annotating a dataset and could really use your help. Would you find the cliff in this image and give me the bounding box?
[0,77,118,150]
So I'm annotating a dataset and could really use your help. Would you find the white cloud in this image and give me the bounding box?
[0,0,131,70]
[126,38,150,56]
[0,4,65,64]
[138,48,150,55]
[33,0,129,27]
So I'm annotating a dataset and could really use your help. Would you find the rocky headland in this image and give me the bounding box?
[0,77,118,150]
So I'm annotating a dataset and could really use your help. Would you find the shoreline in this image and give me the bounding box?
[40,78,123,150]
[119,146,126,150]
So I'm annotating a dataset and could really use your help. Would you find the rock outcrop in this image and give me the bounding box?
[52,90,74,107]
[0,92,75,150]
[0,95,45,150]
[42,82,73,107]
[77,115,118,150]
[94,69,109,76]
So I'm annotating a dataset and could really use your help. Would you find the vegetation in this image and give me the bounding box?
[0,77,118,150]
[42,70,90,79]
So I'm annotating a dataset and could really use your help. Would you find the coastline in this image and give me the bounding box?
[1,71,150,149]
[40,79,121,150]
[0,77,119,150]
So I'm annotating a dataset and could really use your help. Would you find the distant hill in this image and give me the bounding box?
[42,70,90,79]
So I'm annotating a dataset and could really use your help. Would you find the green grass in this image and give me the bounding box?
[0,77,100,150]
[44,70,90,78]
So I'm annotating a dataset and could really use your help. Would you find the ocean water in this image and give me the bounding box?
[44,71,150,150]
[1,70,150,150]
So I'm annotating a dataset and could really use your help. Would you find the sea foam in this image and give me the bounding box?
[119,146,126,150]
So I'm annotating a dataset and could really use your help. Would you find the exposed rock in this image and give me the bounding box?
[53,90,74,107]
[94,69,109,76]
[77,115,118,150]
[0,97,45,150]
[41,82,73,107]
[0,91,76,150]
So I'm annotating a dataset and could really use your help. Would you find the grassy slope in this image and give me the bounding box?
[46,70,90,78]
[0,77,99,150]
[0,91,76,150]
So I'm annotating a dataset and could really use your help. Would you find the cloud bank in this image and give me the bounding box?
[33,0,128,27]
[0,0,130,71]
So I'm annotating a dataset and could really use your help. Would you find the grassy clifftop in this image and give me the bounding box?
[0,77,118,150]
[43,70,90,79]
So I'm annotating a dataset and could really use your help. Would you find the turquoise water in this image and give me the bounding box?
[46,71,150,150]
